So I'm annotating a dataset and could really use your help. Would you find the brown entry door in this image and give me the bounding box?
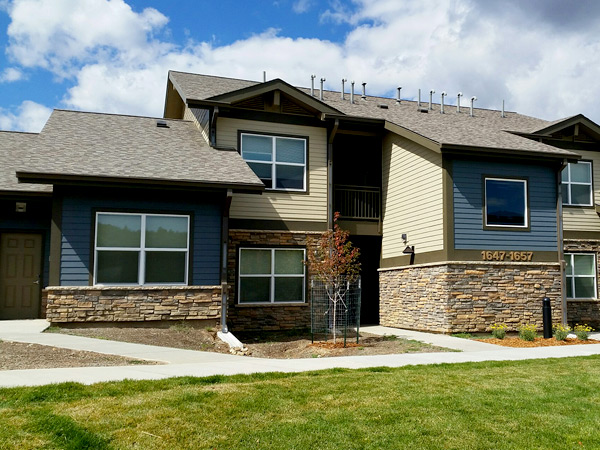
[0,233,42,319]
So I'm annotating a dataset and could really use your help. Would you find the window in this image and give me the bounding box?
[565,253,597,299]
[94,212,189,285]
[238,248,305,304]
[240,133,306,191]
[484,178,528,228]
[562,162,592,206]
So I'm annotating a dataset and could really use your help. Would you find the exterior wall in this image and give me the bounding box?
[564,239,600,328]
[563,149,600,232]
[45,286,221,323]
[381,133,443,259]
[227,229,322,331]
[57,187,222,287]
[183,106,210,145]
[217,117,328,224]
[379,262,562,333]
[453,159,558,251]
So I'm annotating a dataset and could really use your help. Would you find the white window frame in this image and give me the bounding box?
[240,133,307,192]
[238,247,306,304]
[565,253,597,299]
[484,177,528,228]
[93,212,190,286]
[562,161,593,206]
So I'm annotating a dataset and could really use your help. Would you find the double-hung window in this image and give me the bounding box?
[240,133,306,191]
[484,178,528,228]
[94,212,189,285]
[562,162,592,206]
[238,248,306,304]
[565,253,597,299]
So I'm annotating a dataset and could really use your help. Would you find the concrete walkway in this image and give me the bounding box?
[1,320,600,388]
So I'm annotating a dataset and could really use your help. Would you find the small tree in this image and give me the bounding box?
[307,212,361,343]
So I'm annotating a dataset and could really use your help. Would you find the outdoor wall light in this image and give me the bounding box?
[403,245,414,255]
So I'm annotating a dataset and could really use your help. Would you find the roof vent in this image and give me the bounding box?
[396,87,402,104]
[429,89,435,110]
[156,120,169,128]
[361,82,367,99]
[377,104,389,109]
[310,75,316,97]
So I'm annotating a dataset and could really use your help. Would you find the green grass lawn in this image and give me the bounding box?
[2,357,600,449]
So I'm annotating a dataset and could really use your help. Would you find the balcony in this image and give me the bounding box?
[334,185,381,220]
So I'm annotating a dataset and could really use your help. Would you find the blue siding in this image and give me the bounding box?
[453,160,558,251]
[60,189,222,286]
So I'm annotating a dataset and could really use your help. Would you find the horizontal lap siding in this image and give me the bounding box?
[218,117,328,224]
[453,160,557,251]
[381,133,443,259]
[60,190,222,286]
[563,149,600,232]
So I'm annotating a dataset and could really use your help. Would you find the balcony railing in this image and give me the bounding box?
[334,185,381,220]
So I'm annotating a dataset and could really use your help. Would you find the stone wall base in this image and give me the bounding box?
[45,286,222,323]
[379,262,563,333]
[567,300,600,329]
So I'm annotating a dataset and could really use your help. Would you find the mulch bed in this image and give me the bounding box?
[476,337,600,348]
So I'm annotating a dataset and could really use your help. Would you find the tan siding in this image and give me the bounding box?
[564,149,600,232]
[381,133,443,258]
[218,117,328,223]
[183,106,210,145]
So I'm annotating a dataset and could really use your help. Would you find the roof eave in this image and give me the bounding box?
[440,143,581,161]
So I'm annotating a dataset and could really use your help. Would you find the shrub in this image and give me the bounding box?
[574,324,593,341]
[518,324,537,341]
[490,323,508,339]
[553,324,570,341]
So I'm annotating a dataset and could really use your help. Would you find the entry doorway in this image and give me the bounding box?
[0,233,42,319]
[349,235,381,325]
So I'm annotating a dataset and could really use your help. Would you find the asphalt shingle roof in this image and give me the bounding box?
[17,110,263,189]
[0,131,51,194]
[169,71,579,158]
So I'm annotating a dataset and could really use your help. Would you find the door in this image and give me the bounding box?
[350,235,382,325]
[0,233,42,319]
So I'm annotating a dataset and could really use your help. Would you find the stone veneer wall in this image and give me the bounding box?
[227,229,323,332]
[379,262,563,333]
[564,239,600,328]
[45,286,221,323]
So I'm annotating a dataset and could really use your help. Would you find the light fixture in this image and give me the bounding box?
[402,245,414,255]
[15,202,26,213]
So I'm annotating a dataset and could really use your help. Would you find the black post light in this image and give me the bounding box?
[542,297,552,339]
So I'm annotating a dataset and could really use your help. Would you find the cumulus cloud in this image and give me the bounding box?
[292,0,313,14]
[2,0,600,125]
[0,67,23,82]
[0,100,52,132]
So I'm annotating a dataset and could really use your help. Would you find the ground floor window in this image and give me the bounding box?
[238,248,305,304]
[565,253,597,299]
[94,212,189,285]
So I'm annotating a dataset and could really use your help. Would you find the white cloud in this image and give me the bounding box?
[0,100,52,132]
[3,0,600,124]
[0,67,23,82]
[292,0,313,14]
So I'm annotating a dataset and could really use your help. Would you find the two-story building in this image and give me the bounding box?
[1,70,599,333]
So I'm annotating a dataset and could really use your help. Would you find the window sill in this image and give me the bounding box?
[567,298,599,302]
[236,302,308,308]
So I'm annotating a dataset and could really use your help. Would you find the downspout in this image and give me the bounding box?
[557,159,567,324]
[327,119,339,229]
[221,188,233,333]
[210,106,219,147]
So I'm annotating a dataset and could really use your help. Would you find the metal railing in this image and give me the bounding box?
[334,185,381,220]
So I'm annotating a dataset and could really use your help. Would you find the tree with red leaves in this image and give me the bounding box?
[307,212,360,343]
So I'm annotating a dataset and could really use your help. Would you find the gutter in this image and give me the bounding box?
[327,119,339,229]
[221,189,233,333]
[557,159,567,324]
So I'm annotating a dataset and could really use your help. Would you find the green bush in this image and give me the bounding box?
[553,324,570,341]
[518,324,537,341]
[574,324,593,341]
[490,323,507,339]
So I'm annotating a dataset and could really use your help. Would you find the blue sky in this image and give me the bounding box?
[1,0,600,132]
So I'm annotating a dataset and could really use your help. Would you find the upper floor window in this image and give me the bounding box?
[562,161,592,206]
[484,178,528,228]
[241,133,306,191]
[94,212,189,286]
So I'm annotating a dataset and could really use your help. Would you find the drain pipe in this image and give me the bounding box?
[327,119,339,229]
[557,159,567,324]
[220,189,233,333]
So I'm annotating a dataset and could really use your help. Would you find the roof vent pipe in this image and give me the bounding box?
[320,78,326,100]
[310,75,316,97]
[470,96,477,117]
[396,87,402,104]
[429,89,435,110]
[441,91,446,114]
[341,79,347,100]
[361,82,367,99]
[418,89,421,108]
[501,100,506,118]
[263,71,266,83]
[351,81,355,104]
[457,92,462,113]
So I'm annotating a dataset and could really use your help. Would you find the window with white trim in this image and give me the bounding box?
[240,133,306,191]
[484,178,528,228]
[565,253,597,299]
[562,161,592,206]
[238,248,305,304]
[94,212,189,285]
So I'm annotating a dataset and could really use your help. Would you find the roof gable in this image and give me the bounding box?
[531,114,600,142]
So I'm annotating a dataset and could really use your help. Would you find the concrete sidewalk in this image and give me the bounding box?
[1,320,600,388]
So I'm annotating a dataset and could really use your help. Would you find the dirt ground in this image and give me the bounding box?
[52,325,451,359]
[0,340,159,371]
[476,337,600,348]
